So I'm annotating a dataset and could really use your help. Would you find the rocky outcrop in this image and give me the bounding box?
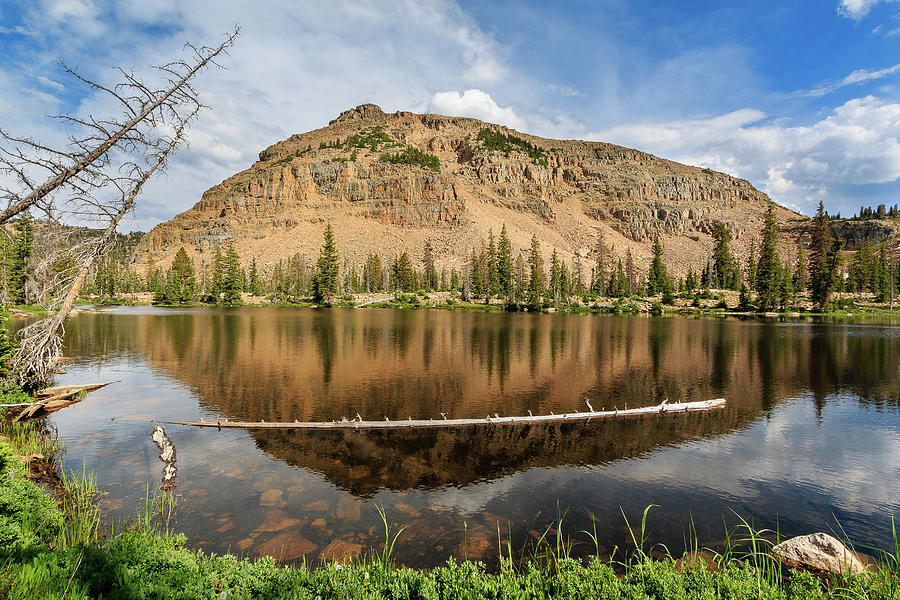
[772,533,867,576]
[134,104,799,276]
[829,219,900,250]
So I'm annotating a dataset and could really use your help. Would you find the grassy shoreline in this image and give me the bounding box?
[1,417,898,598]
[68,287,900,321]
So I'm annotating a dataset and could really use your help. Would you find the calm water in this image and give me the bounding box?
[37,307,900,566]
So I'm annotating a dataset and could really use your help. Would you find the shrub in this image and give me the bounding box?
[476,128,548,166]
[345,126,400,152]
[380,146,440,172]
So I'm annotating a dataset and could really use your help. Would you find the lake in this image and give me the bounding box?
[40,306,900,567]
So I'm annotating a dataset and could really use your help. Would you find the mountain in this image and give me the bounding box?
[133,103,799,277]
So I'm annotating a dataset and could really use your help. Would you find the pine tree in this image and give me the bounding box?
[392,251,416,292]
[8,212,33,304]
[423,240,437,291]
[625,249,635,294]
[526,235,544,307]
[513,254,526,303]
[221,244,243,305]
[809,201,842,310]
[755,207,780,310]
[271,260,285,303]
[312,224,340,304]
[684,268,697,292]
[738,283,752,310]
[209,247,224,302]
[549,249,564,305]
[470,248,484,297]
[608,259,629,298]
[701,260,711,289]
[746,242,757,291]
[248,257,262,296]
[591,234,606,296]
[875,242,889,301]
[647,238,669,296]
[779,260,794,309]
[497,224,513,302]
[711,223,738,289]
[794,243,807,292]
[365,253,383,292]
[170,247,197,303]
[572,257,584,296]
[486,231,497,301]
[849,239,874,292]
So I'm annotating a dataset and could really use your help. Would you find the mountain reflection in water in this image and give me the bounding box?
[42,307,900,567]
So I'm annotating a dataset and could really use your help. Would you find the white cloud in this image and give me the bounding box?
[43,0,95,20]
[428,89,527,130]
[838,0,896,19]
[36,74,65,91]
[544,83,582,97]
[589,96,900,215]
[808,63,900,96]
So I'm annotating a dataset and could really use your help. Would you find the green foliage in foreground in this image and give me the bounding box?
[0,427,898,599]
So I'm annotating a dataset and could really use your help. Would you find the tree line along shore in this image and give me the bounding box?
[5,202,888,315]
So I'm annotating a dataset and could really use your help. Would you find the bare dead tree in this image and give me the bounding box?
[1,27,239,386]
[12,125,187,384]
[0,27,239,225]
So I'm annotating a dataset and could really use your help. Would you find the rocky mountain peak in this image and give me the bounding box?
[135,105,799,279]
[329,103,386,125]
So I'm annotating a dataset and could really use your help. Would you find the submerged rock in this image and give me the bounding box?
[255,531,318,561]
[772,533,866,575]
[258,488,285,507]
[255,509,301,532]
[235,537,254,551]
[336,496,361,521]
[320,539,364,562]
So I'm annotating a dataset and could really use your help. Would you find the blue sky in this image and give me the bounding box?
[1,0,899,231]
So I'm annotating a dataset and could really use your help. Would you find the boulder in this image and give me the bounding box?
[772,533,866,576]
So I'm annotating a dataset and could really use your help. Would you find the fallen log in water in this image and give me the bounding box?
[34,383,111,398]
[5,382,113,421]
[354,295,394,308]
[150,425,177,490]
[164,398,726,430]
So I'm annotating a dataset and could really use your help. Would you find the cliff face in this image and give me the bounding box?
[134,103,798,276]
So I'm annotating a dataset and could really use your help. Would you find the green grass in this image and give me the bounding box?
[10,305,47,315]
[0,419,62,473]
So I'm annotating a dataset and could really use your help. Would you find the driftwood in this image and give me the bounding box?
[8,382,112,421]
[354,295,394,308]
[165,398,726,431]
[150,425,177,490]
[35,383,110,398]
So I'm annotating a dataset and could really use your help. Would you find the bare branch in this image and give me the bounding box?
[12,117,192,385]
[0,26,239,225]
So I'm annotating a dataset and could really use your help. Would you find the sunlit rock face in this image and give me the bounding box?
[133,104,797,278]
